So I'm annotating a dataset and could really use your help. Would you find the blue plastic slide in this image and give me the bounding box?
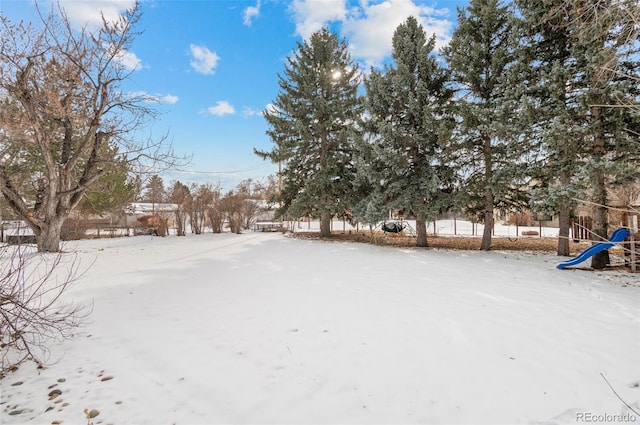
[557,228,631,270]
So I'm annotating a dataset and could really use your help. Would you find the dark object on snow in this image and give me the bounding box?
[381,222,406,233]
[6,235,37,245]
[134,226,158,236]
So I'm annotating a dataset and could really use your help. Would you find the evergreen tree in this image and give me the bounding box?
[443,0,525,250]
[360,16,454,247]
[519,0,640,265]
[78,164,136,218]
[78,145,136,217]
[255,28,363,238]
[515,0,586,256]
[143,175,165,212]
[570,0,639,268]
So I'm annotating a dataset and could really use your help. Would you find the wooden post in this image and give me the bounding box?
[631,215,638,273]
[539,220,542,237]
[453,217,457,236]
[570,220,574,241]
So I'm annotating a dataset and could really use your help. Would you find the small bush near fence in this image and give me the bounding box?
[61,218,90,241]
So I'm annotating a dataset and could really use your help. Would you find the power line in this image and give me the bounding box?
[172,163,274,175]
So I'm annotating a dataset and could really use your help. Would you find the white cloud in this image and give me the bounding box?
[344,0,453,67]
[128,91,179,104]
[158,94,179,104]
[104,42,143,71]
[243,107,261,117]
[56,0,137,29]
[288,0,453,68]
[189,44,220,75]
[289,0,347,40]
[115,48,142,71]
[207,101,236,116]
[54,1,144,72]
[243,0,261,26]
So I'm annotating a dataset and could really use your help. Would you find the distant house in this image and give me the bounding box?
[125,203,178,214]
[571,180,640,236]
[1,221,36,244]
[253,199,277,222]
[124,203,177,227]
[608,182,640,230]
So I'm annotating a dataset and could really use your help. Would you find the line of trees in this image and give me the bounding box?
[257,0,639,268]
[140,175,278,236]
[1,0,637,265]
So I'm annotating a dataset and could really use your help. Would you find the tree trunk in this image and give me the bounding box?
[480,134,493,251]
[590,104,609,270]
[480,193,494,251]
[175,208,186,236]
[557,201,571,256]
[415,217,428,247]
[590,226,610,269]
[35,219,64,253]
[320,210,331,238]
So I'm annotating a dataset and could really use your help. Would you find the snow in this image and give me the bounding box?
[1,228,639,425]
[288,219,561,239]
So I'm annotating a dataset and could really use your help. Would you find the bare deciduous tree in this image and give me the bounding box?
[168,180,190,236]
[0,244,89,376]
[235,178,266,229]
[206,186,224,234]
[0,2,188,252]
[246,175,280,203]
[186,183,214,235]
[220,189,262,234]
[243,199,261,230]
[220,191,246,234]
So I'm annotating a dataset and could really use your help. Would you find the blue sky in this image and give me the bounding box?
[1,0,467,191]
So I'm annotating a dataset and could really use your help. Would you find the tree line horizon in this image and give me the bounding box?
[1,0,638,270]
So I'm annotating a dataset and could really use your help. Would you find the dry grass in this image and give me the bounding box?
[293,230,599,254]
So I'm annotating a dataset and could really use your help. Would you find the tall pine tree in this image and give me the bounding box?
[255,28,363,238]
[360,16,454,247]
[569,0,639,268]
[515,0,586,256]
[444,0,524,250]
[519,0,640,265]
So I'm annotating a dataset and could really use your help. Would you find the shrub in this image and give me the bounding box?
[61,218,90,241]
[0,244,89,376]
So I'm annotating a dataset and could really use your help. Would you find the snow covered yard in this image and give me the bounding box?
[1,232,639,425]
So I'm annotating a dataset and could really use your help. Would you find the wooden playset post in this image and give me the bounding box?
[630,215,638,273]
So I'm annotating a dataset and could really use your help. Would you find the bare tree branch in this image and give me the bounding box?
[0,244,91,377]
[0,1,190,252]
